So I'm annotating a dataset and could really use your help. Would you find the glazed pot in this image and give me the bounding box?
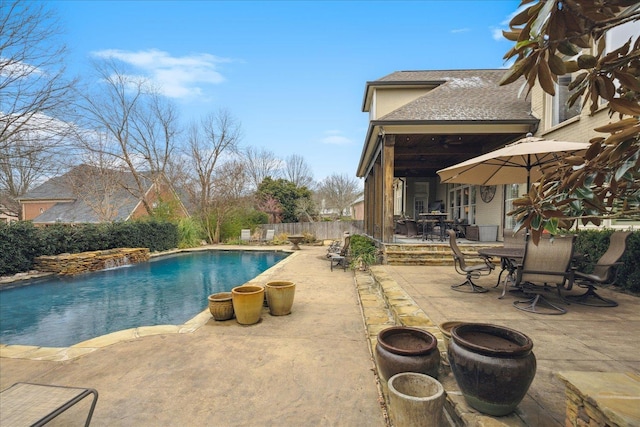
[438,321,464,350]
[387,372,445,427]
[265,281,295,316]
[448,323,536,416]
[375,326,440,381]
[208,292,234,321]
[231,285,265,325]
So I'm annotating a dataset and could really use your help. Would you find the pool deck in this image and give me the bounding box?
[1,244,639,426]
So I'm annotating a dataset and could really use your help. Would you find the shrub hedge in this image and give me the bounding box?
[0,220,179,276]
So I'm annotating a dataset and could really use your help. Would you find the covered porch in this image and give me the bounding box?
[356,70,539,246]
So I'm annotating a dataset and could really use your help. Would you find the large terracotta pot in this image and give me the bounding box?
[387,372,445,427]
[448,323,536,416]
[231,285,264,325]
[265,281,295,316]
[375,326,440,381]
[208,292,234,321]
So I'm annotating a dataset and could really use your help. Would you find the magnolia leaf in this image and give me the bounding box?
[564,156,585,166]
[499,55,535,86]
[557,40,580,57]
[502,30,521,42]
[544,217,560,235]
[530,213,542,230]
[531,0,556,38]
[574,186,594,199]
[548,54,566,75]
[564,60,579,73]
[537,59,556,95]
[510,6,534,27]
[568,72,588,90]
[585,141,602,161]
[613,70,640,92]
[609,99,640,116]
[594,118,639,133]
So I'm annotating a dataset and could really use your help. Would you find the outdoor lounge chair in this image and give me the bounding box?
[448,229,494,293]
[262,229,275,243]
[329,235,351,271]
[0,382,98,427]
[567,231,631,307]
[513,234,576,315]
[240,229,251,242]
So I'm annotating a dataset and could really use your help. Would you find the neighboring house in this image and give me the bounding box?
[18,165,189,224]
[350,194,364,221]
[0,200,19,223]
[356,69,538,243]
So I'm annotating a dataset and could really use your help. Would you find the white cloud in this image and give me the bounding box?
[320,130,352,145]
[451,28,470,34]
[491,27,504,41]
[91,49,232,99]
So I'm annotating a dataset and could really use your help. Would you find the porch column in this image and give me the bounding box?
[382,135,395,243]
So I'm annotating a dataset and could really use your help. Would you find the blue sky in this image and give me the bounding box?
[54,0,522,183]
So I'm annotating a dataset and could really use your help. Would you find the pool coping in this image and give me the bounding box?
[0,246,299,361]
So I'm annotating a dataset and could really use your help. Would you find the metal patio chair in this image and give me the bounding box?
[568,231,631,307]
[448,229,494,293]
[513,234,576,315]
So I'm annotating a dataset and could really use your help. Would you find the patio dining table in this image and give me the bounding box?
[419,212,448,241]
[477,247,524,298]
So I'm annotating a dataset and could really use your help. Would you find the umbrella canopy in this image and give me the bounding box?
[437,136,590,188]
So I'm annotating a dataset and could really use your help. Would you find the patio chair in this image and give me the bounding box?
[513,234,576,315]
[567,231,631,307]
[0,382,99,427]
[240,229,251,242]
[329,235,351,271]
[448,229,494,293]
[405,220,419,238]
[262,229,275,244]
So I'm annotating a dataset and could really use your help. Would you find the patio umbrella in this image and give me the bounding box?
[437,135,590,189]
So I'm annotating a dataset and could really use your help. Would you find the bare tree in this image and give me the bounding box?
[318,173,361,217]
[207,159,251,243]
[242,146,282,189]
[0,1,77,198]
[76,59,179,215]
[284,154,314,188]
[183,110,242,242]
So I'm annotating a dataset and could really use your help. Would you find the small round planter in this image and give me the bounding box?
[208,292,234,321]
[265,281,295,316]
[448,323,536,416]
[231,285,265,325]
[375,326,440,381]
[388,372,445,427]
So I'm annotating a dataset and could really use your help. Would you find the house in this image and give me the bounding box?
[0,199,19,223]
[356,69,538,243]
[17,164,189,224]
[350,194,364,221]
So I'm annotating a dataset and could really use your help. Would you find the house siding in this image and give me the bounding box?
[22,201,59,221]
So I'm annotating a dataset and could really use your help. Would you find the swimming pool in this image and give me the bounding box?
[0,250,288,348]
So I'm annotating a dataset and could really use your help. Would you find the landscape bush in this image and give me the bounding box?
[0,220,179,276]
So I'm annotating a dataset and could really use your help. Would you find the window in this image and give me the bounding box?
[448,184,475,224]
[552,75,581,126]
[504,184,527,230]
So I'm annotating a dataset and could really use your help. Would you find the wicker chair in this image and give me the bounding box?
[568,231,631,307]
[513,234,576,315]
[448,230,495,293]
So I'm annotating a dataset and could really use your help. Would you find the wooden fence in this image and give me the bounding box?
[265,221,364,241]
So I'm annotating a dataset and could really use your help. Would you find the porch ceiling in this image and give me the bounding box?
[394,133,523,178]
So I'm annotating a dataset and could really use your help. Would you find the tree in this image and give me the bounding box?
[76,59,179,215]
[183,109,242,242]
[500,0,640,243]
[257,177,313,223]
[206,159,251,243]
[242,146,282,190]
[0,1,77,200]
[284,154,314,188]
[317,173,361,218]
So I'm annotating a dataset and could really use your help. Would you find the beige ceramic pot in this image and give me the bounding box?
[208,292,234,321]
[265,281,296,316]
[231,285,264,325]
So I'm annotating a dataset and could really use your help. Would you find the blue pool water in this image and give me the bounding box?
[0,250,288,347]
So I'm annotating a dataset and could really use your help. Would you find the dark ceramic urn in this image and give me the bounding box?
[375,326,440,381]
[448,323,536,416]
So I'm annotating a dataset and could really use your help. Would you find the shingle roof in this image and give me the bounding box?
[372,69,534,122]
[20,165,151,223]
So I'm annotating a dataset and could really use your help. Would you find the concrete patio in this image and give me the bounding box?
[1,244,638,426]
